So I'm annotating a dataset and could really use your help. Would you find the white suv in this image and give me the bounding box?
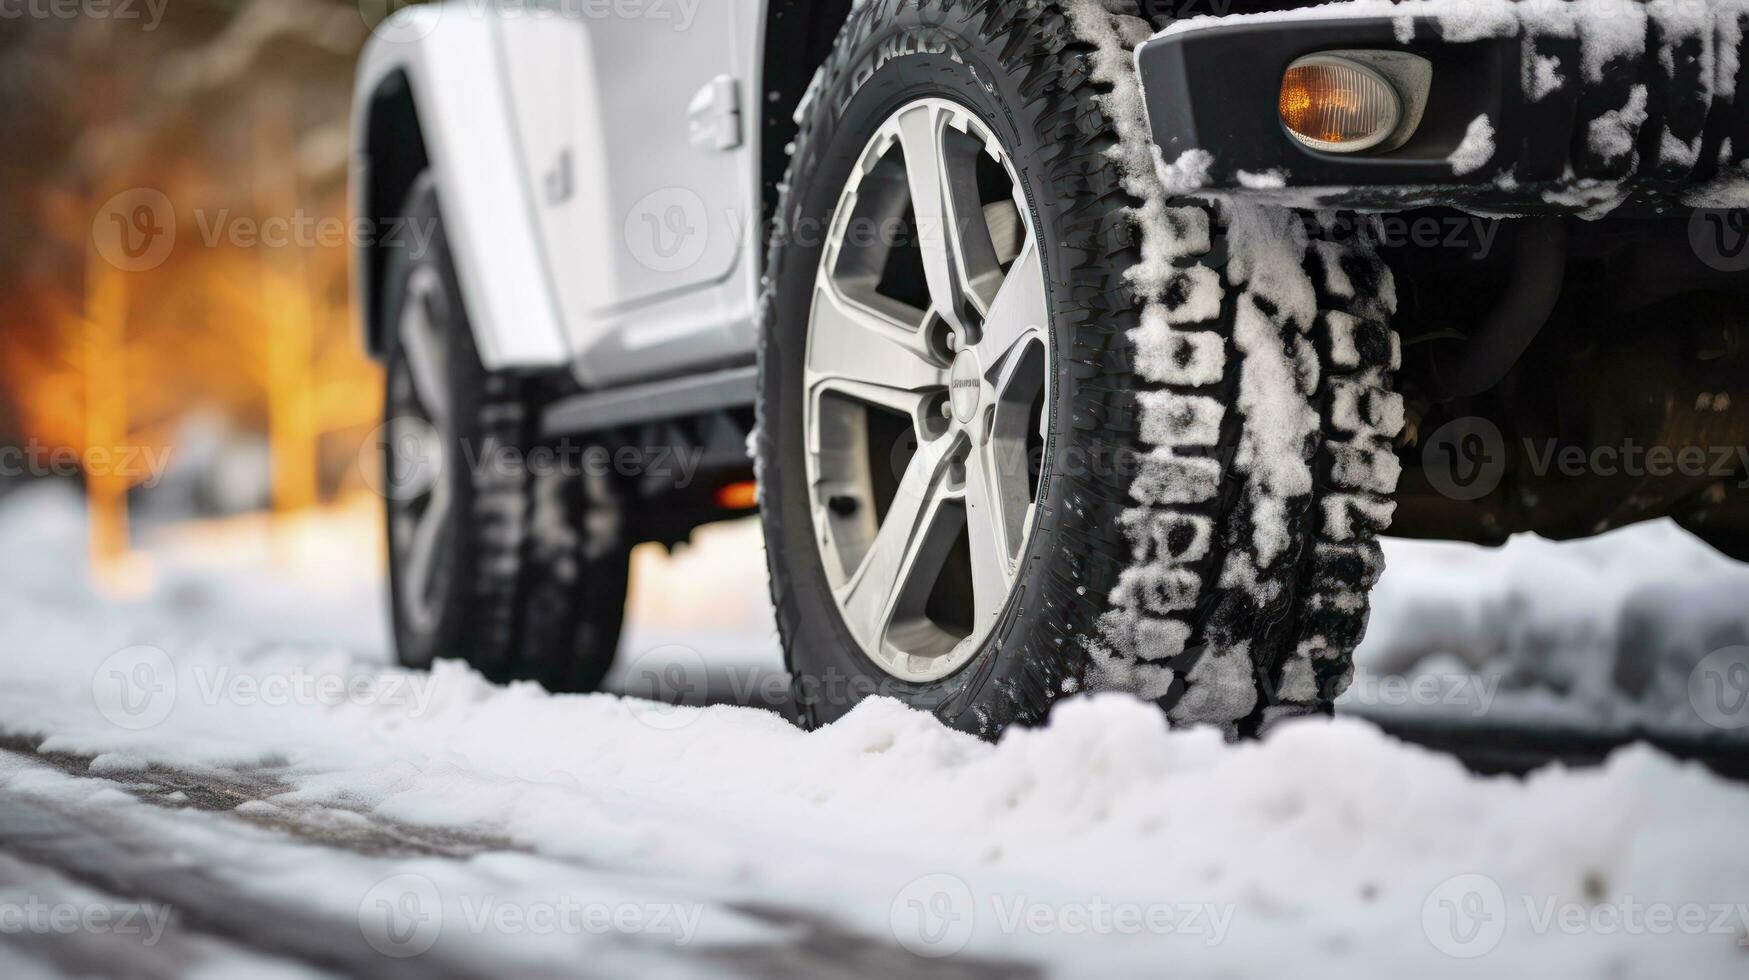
[354,0,1749,735]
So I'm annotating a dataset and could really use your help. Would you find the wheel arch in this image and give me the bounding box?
[354,68,427,361]
[350,9,570,370]
[758,0,857,266]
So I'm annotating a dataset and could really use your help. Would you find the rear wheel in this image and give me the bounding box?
[379,175,630,691]
[757,0,1403,736]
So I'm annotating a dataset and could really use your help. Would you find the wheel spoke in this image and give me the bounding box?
[808,277,945,417]
[834,437,958,655]
[896,104,1004,332]
[400,478,450,617]
[964,443,1018,624]
[398,273,449,429]
[975,240,1046,388]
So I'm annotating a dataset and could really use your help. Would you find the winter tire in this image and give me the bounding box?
[757,0,1403,736]
[381,174,630,692]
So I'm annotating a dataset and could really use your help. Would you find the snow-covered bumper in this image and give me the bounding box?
[1137,2,1749,213]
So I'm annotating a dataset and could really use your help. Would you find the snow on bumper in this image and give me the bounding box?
[1136,0,1749,215]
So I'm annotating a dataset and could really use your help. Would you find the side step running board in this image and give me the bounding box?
[541,365,757,437]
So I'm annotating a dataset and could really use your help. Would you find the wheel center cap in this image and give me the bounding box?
[949,351,982,424]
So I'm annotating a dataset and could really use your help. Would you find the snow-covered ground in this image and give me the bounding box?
[1350,528,1749,733]
[2,482,1748,977]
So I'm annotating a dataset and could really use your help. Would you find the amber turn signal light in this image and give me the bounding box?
[1279,55,1403,154]
[714,480,759,511]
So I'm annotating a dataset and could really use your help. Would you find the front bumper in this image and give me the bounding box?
[1136,4,1749,213]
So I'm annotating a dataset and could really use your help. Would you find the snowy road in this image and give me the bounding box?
[0,743,1019,980]
[3,484,1749,978]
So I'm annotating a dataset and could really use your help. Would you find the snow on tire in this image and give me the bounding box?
[1073,1,1405,733]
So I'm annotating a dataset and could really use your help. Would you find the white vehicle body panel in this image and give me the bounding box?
[352,0,767,384]
[352,7,569,368]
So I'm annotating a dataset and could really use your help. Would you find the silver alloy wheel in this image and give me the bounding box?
[803,98,1051,683]
[390,264,452,636]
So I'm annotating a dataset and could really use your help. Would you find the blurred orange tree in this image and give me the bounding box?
[0,0,382,577]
